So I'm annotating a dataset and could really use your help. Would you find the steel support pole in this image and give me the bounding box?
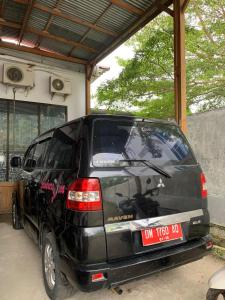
[173,0,187,133]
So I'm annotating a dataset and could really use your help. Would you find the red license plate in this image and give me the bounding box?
[141,223,183,246]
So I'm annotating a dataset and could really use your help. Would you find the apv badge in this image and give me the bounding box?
[157,178,165,188]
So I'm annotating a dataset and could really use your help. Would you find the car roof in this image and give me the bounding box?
[86,114,176,124]
[31,114,177,144]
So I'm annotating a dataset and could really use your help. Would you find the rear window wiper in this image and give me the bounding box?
[119,159,172,178]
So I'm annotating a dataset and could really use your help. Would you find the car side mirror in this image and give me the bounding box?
[10,156,22,168]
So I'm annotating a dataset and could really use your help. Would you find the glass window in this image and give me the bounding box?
[46,122,80,170]
[9,102,38,153]
[40,105,66,134]
[23,144,36,170]
[92,120,196,167]
[33,139,50,168]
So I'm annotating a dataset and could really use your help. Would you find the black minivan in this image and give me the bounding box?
[11,115,212,300]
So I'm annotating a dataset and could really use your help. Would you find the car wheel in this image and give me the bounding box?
[42,232,76,300]
[12,199,22,230]
[206,288,225,300]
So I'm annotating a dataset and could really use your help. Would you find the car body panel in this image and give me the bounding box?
[14,114,211,292]
[208,266,225,290]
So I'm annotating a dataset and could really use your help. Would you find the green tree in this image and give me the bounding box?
[95,0,225,119]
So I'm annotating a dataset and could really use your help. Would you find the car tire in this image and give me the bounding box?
[206,288,225,300]
[42,232,76,300]
[12,197,22,230]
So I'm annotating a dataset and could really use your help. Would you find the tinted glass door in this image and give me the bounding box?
[0,99,67,182]
[9,101,38,181]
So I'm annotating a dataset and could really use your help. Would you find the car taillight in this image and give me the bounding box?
[66,178,102,211]
[201,173,207,198]
[91,273,105,282]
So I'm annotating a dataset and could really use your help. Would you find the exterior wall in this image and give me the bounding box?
[0,53,86,120]
[0,52,86,213]
[187,109,225,226]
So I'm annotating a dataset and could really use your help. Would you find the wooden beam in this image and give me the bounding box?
[18,0,35,44]
[35,0,63,48]
[0,19,21,29]
[44,0,62,31]
[14,0,118,37]
[29,28,97,53]
[0,19,97,53]
[111,0,144,16]
[173,0,187,133]
[0,41,88,65]
[156,2,174,17]
[34,3,118,37]
[69,3,112,56]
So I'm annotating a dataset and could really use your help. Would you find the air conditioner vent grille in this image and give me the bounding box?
[50,76,71,95]
[3,63,34,87]
[52,78,64,91]
[7,67,23,83]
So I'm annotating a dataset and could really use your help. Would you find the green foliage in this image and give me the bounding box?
[95,0,225,119]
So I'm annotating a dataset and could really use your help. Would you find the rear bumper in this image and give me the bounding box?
[61,235,212,292]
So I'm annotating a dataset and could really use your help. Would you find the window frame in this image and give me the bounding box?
[45,121,81,170]
[23,144,36,172]
[33,138,52,169]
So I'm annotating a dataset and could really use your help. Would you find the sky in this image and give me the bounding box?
[91,44,134,106]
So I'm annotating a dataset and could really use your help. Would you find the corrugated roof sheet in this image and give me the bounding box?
[98,5,138,33]
[3,0,26,23]
[40,37,72,55]
[23,32,39,46]
[51,17,87,37]
[48,24,82,42]
[1,27,20,39]
[59,0,110,24]
[85,29,113,45]
[28,8,50,31]
[71,48,96,60]
[36,0,57,9]
[0,0,172,64]
[125,0,155,10]
[83,36,106,50]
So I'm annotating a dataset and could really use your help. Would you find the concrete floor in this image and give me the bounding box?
[0,215,224,300]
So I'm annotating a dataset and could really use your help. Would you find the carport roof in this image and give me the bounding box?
[0,0,173,65]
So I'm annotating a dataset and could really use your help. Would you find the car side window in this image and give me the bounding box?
[23,144,36,170]
[46,122,80,170]
[33,139,51,168]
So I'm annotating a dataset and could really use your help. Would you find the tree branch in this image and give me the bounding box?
[193,4,216,44]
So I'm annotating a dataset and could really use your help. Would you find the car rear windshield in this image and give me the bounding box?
[92,119,196,167]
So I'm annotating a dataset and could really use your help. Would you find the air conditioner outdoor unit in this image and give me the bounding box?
[3,63,34,87]
[50,76,72,95]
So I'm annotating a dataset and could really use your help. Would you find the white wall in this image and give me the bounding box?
[0,53,86,121]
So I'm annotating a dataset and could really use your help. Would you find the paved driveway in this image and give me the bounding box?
[0,215,224,300]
